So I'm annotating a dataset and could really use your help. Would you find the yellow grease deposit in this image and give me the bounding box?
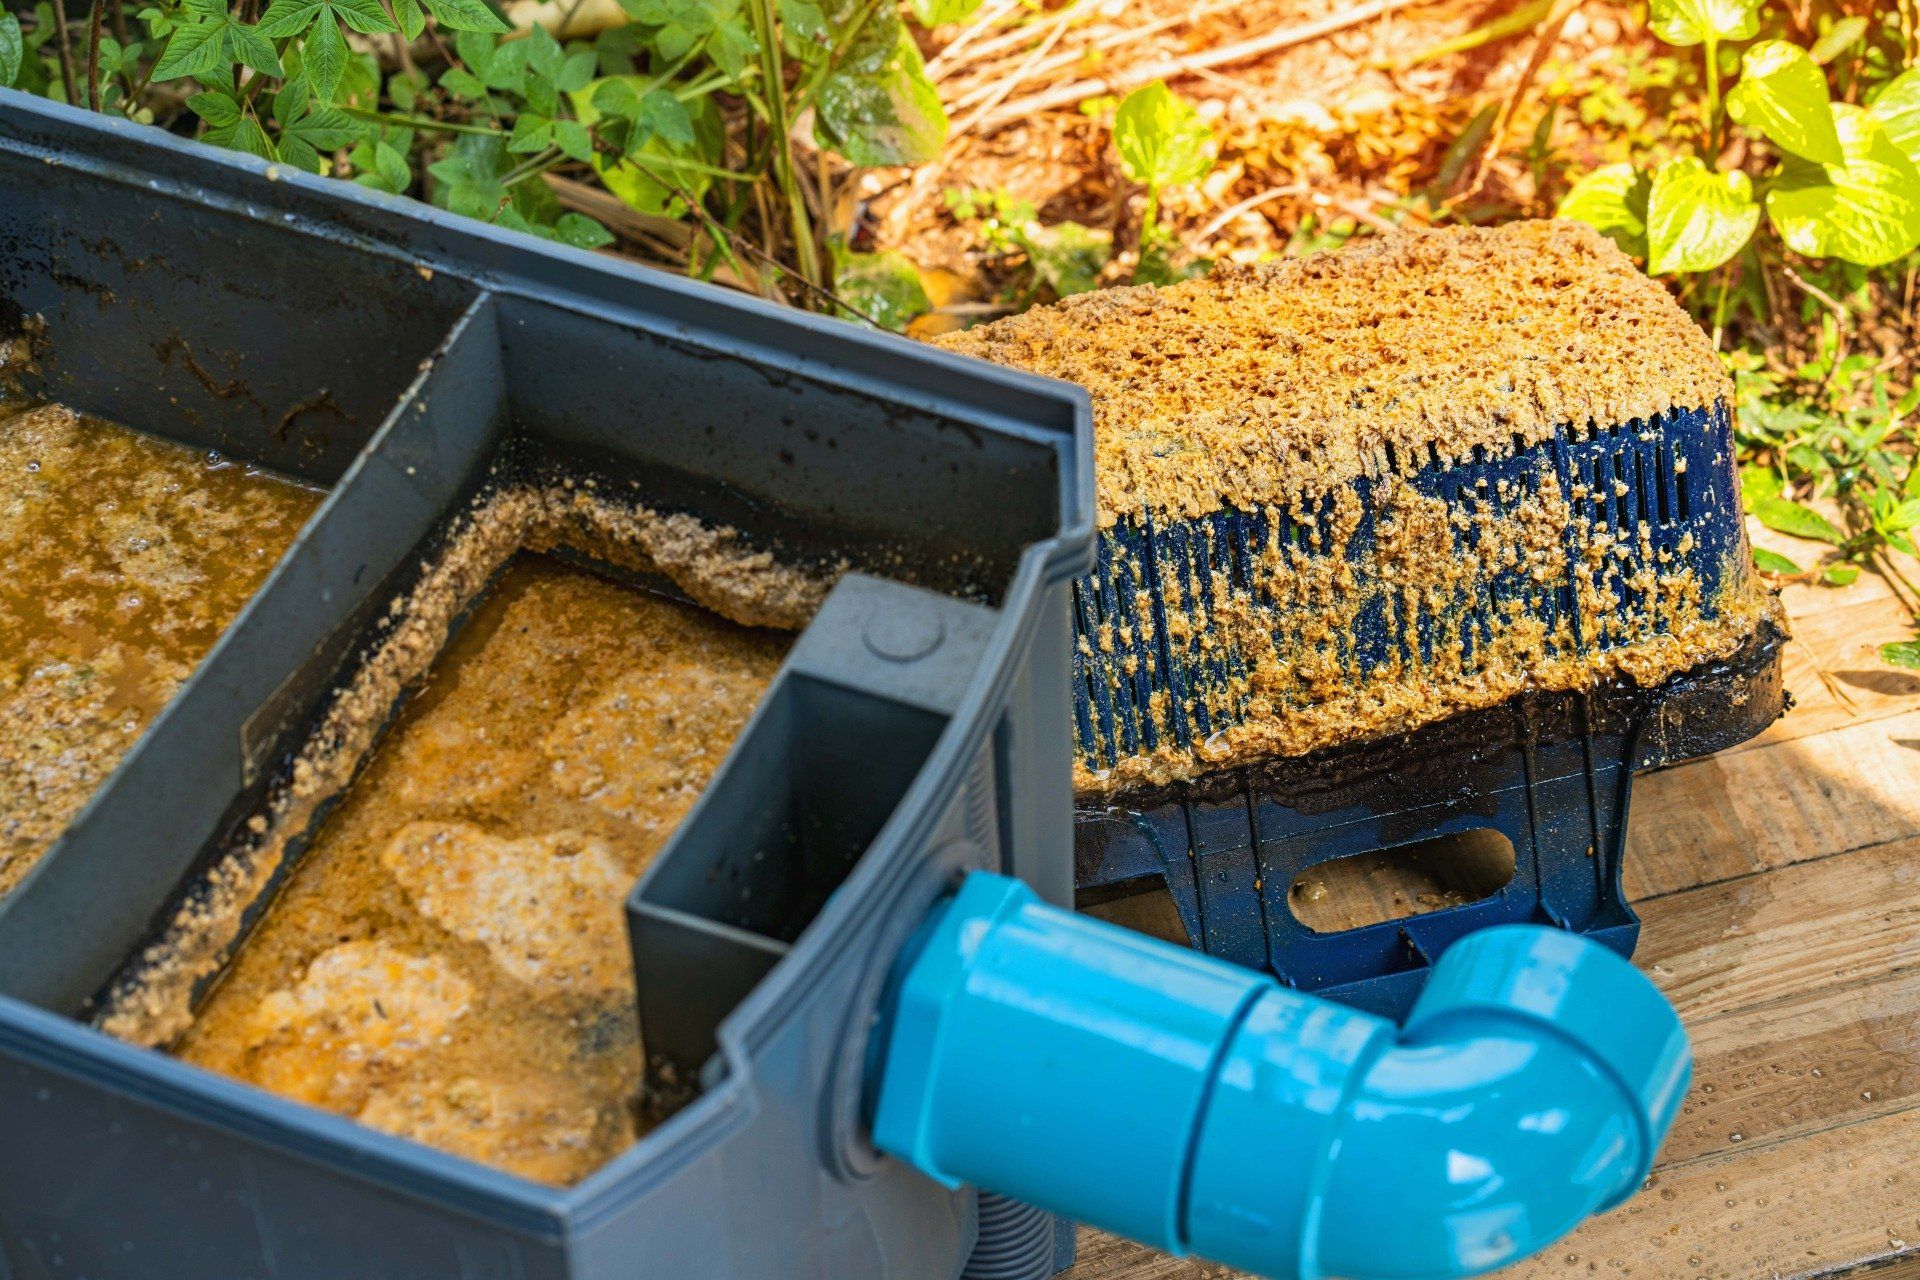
[0,401,321,896]
[937,221,1776,795]
[935,221,1730,526]
[174,557,786,1186]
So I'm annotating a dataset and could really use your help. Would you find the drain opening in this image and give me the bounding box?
[1288,828,1515,934]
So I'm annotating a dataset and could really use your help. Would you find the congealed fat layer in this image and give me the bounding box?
[0,402,321,895]
[936,221,1774,794]
[936,221,1731,526]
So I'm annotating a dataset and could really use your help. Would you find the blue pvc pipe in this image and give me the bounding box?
[868,872,1690,1280]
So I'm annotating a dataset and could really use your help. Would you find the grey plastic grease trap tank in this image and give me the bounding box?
[0,90,1090,1280]
[0,93,1697,1280]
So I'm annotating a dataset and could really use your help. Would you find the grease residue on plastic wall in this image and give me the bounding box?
[0,400,322,897]
[173,556,787,1185]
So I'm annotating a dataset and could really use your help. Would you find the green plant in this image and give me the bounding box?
[1112,80,1214,285]
[2,0,975,306]
[828,240,928,331]
[1558,0,1920,274]
[945,187,1111,305]
[1732,343,1920,666]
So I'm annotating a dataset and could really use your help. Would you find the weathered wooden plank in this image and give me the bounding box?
[1622,708,1920,900]
[1069,1231,1234,1280]
[1074,1105,1920,1280]
[1663,966,1920,1167]
[1505,1107,1920,1280]
[1637,836,1920,1023]
[1744,590,1920,749]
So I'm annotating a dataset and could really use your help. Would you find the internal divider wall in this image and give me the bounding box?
[0,293,509,1012]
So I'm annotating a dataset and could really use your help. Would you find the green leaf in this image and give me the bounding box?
[529,79,561,117]
[1767,104,1920,267]
[332,0,399,34]
[780,0,826,54]
[1023,219,1111,297]
[371,138,412,190]
[455,29,496,73]
[227,21,285,76]
[388,67,426,109]
[508,112,552,153]
[909,0,981,25]
[1432,102,1499,194]
[261,0,393,36]
[553,212,614,249]
[814,14,946,167]
[258,0,324,36]
[587,76,702,147]
[423,0,510,32]
[272,74,311,122]
[439,66,487,98]
[830,243,930,332]
[1556,162,1650,257]
[1648,0,1759,47]
[187,89,242,126]
[1646,156,1759,274]
[1113,80,1213,193]
[1740,464,1784,507]
[1726,41,1844,166]
[1884,496,1920,533]
[1808,15,1868,65]
[151,19,226,81]
[525,24,563,80]
[1751,495,1845,544]
[1751,547,1802,575]
[572,78,721,215]
[556,47,596,93]
[1882,640,1920,669]
[289,101,361,149]
[278,133,322,172]
[1821,562,1860,586]
[1868,68,1920,166]
[392,0,426,40]
[206,110,276,160]
[634,88,693,145]
[552,118,593,162]
[0,13,23,88]
[303,17,348,100]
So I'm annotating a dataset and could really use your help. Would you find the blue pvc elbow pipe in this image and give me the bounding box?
[867,873,1690,1280]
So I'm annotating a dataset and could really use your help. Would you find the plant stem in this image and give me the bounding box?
[672,69,728,101]
[1710,265,1733,350]
[50,0,81,107]
[748,0,821,292]
[1703,36,1721,155]
[85,0,103,110]
[501,147,562,186]
[343,104,503,135]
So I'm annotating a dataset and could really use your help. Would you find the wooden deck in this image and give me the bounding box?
[1068,520,1920,1280]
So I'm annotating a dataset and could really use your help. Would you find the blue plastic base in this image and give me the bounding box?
[1075,620,1785,1017]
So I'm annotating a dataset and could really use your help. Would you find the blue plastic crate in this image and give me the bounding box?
[1072,401,1784,1014]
